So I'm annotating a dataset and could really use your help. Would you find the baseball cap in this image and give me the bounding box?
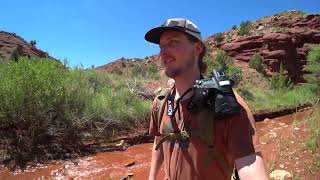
[145,18,203,44]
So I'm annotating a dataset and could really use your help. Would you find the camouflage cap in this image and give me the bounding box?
[145,18,203,44]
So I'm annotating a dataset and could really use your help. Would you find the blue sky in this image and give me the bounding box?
[1,0,319,67]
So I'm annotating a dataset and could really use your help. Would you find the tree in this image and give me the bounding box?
[30,40,37,46]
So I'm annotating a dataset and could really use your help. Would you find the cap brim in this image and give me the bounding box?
[145,26,186,44]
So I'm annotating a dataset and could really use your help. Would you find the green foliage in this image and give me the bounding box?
[225,34,233,42]
[113,60,161,80]
[0,57,152,162]
[249,53,266,74]
[10,48,19,62]
[0,58,151,127]
[204,49,242,82]
[214,32,224,43]
[85,87,150,126]
[130,62,160,80]
[270,63,293,90]
[0,57,65,124]
[0,57,67,161]
[212,49,232,71]
[241,84,318,113]
[306,106,320,153]
[232,25,237,30]
[238,21,252,36]
[62,66,151,126]
[303,46,320,94]
[30,40,36,46]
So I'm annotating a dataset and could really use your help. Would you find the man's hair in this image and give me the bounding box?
[186,34,207,74]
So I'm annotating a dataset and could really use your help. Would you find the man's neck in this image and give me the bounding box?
[173,71,200,100]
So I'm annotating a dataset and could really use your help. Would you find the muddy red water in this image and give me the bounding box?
[0,110,311,180]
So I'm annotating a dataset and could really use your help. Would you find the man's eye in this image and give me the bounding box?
[167,40,179,47]
[159,40,179,49]
[170,40,179,44]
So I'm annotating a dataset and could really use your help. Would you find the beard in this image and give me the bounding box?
[164,56,196,78]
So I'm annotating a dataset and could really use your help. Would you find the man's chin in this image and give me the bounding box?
[165,69,180,79]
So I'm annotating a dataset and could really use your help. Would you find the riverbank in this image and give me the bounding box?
[1,108,319,179]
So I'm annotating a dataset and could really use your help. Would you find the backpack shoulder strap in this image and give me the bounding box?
[154,88,171,131]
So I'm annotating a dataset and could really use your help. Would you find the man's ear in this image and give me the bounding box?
[194,42,204,56]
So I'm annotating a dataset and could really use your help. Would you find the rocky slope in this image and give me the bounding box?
[96,55,160,72]
[0,31,52,63]
[207,10,320,82]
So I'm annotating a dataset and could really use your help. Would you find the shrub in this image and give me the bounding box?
[0,57,152,164]
[243,84,317,113]
[204,49,242,82]
[62,68,151,126]
[84,87,150,126]
[10,48,19,62]
[270,63,293,90]
[125,61,160,80]
[306,107,320,153]
[249,53,266,74]
[238,21,252,36]
[303,46,320,94]
[30,40,37,46]
[232,25,237,30]
[0,57,66,125]
[214,32,224,43]
[0,57,67,162]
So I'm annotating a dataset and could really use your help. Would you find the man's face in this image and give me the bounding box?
[159,31,200,78]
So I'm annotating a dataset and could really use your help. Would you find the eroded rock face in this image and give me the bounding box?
[204,11,320,83]
[0,31,52,63]
[280,14,320,29]
[219,30,320,82]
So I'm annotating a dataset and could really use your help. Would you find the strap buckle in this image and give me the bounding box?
[180,130,190,139]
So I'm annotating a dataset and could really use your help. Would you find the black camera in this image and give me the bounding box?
[188,70,241,117]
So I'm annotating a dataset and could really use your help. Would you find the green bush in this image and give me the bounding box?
[249,53,266,74]
[306,106,320,153]
[30,40,37,46]
[62,67,151,126]
[204,49,242,82]
[0,57,67,162]
[243,84,317,113]
[126,61,160,80]
[214,32,224,43]
[84,87,150,126]
[270,63,292,90]
[238,21,252,36]
[232,25,237,30]
[0,57,65,125]
[10,48,19,62]
[303,46,320,94]
[0,57,152,163]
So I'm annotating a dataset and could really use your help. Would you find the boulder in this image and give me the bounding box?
[269,169,293,180]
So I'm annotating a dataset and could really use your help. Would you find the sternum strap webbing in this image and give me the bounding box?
[155,131,190,150]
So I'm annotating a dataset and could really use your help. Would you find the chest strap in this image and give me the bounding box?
[155,129,233,175]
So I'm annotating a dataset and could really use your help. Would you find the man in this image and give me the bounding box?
[145,18,268,180]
